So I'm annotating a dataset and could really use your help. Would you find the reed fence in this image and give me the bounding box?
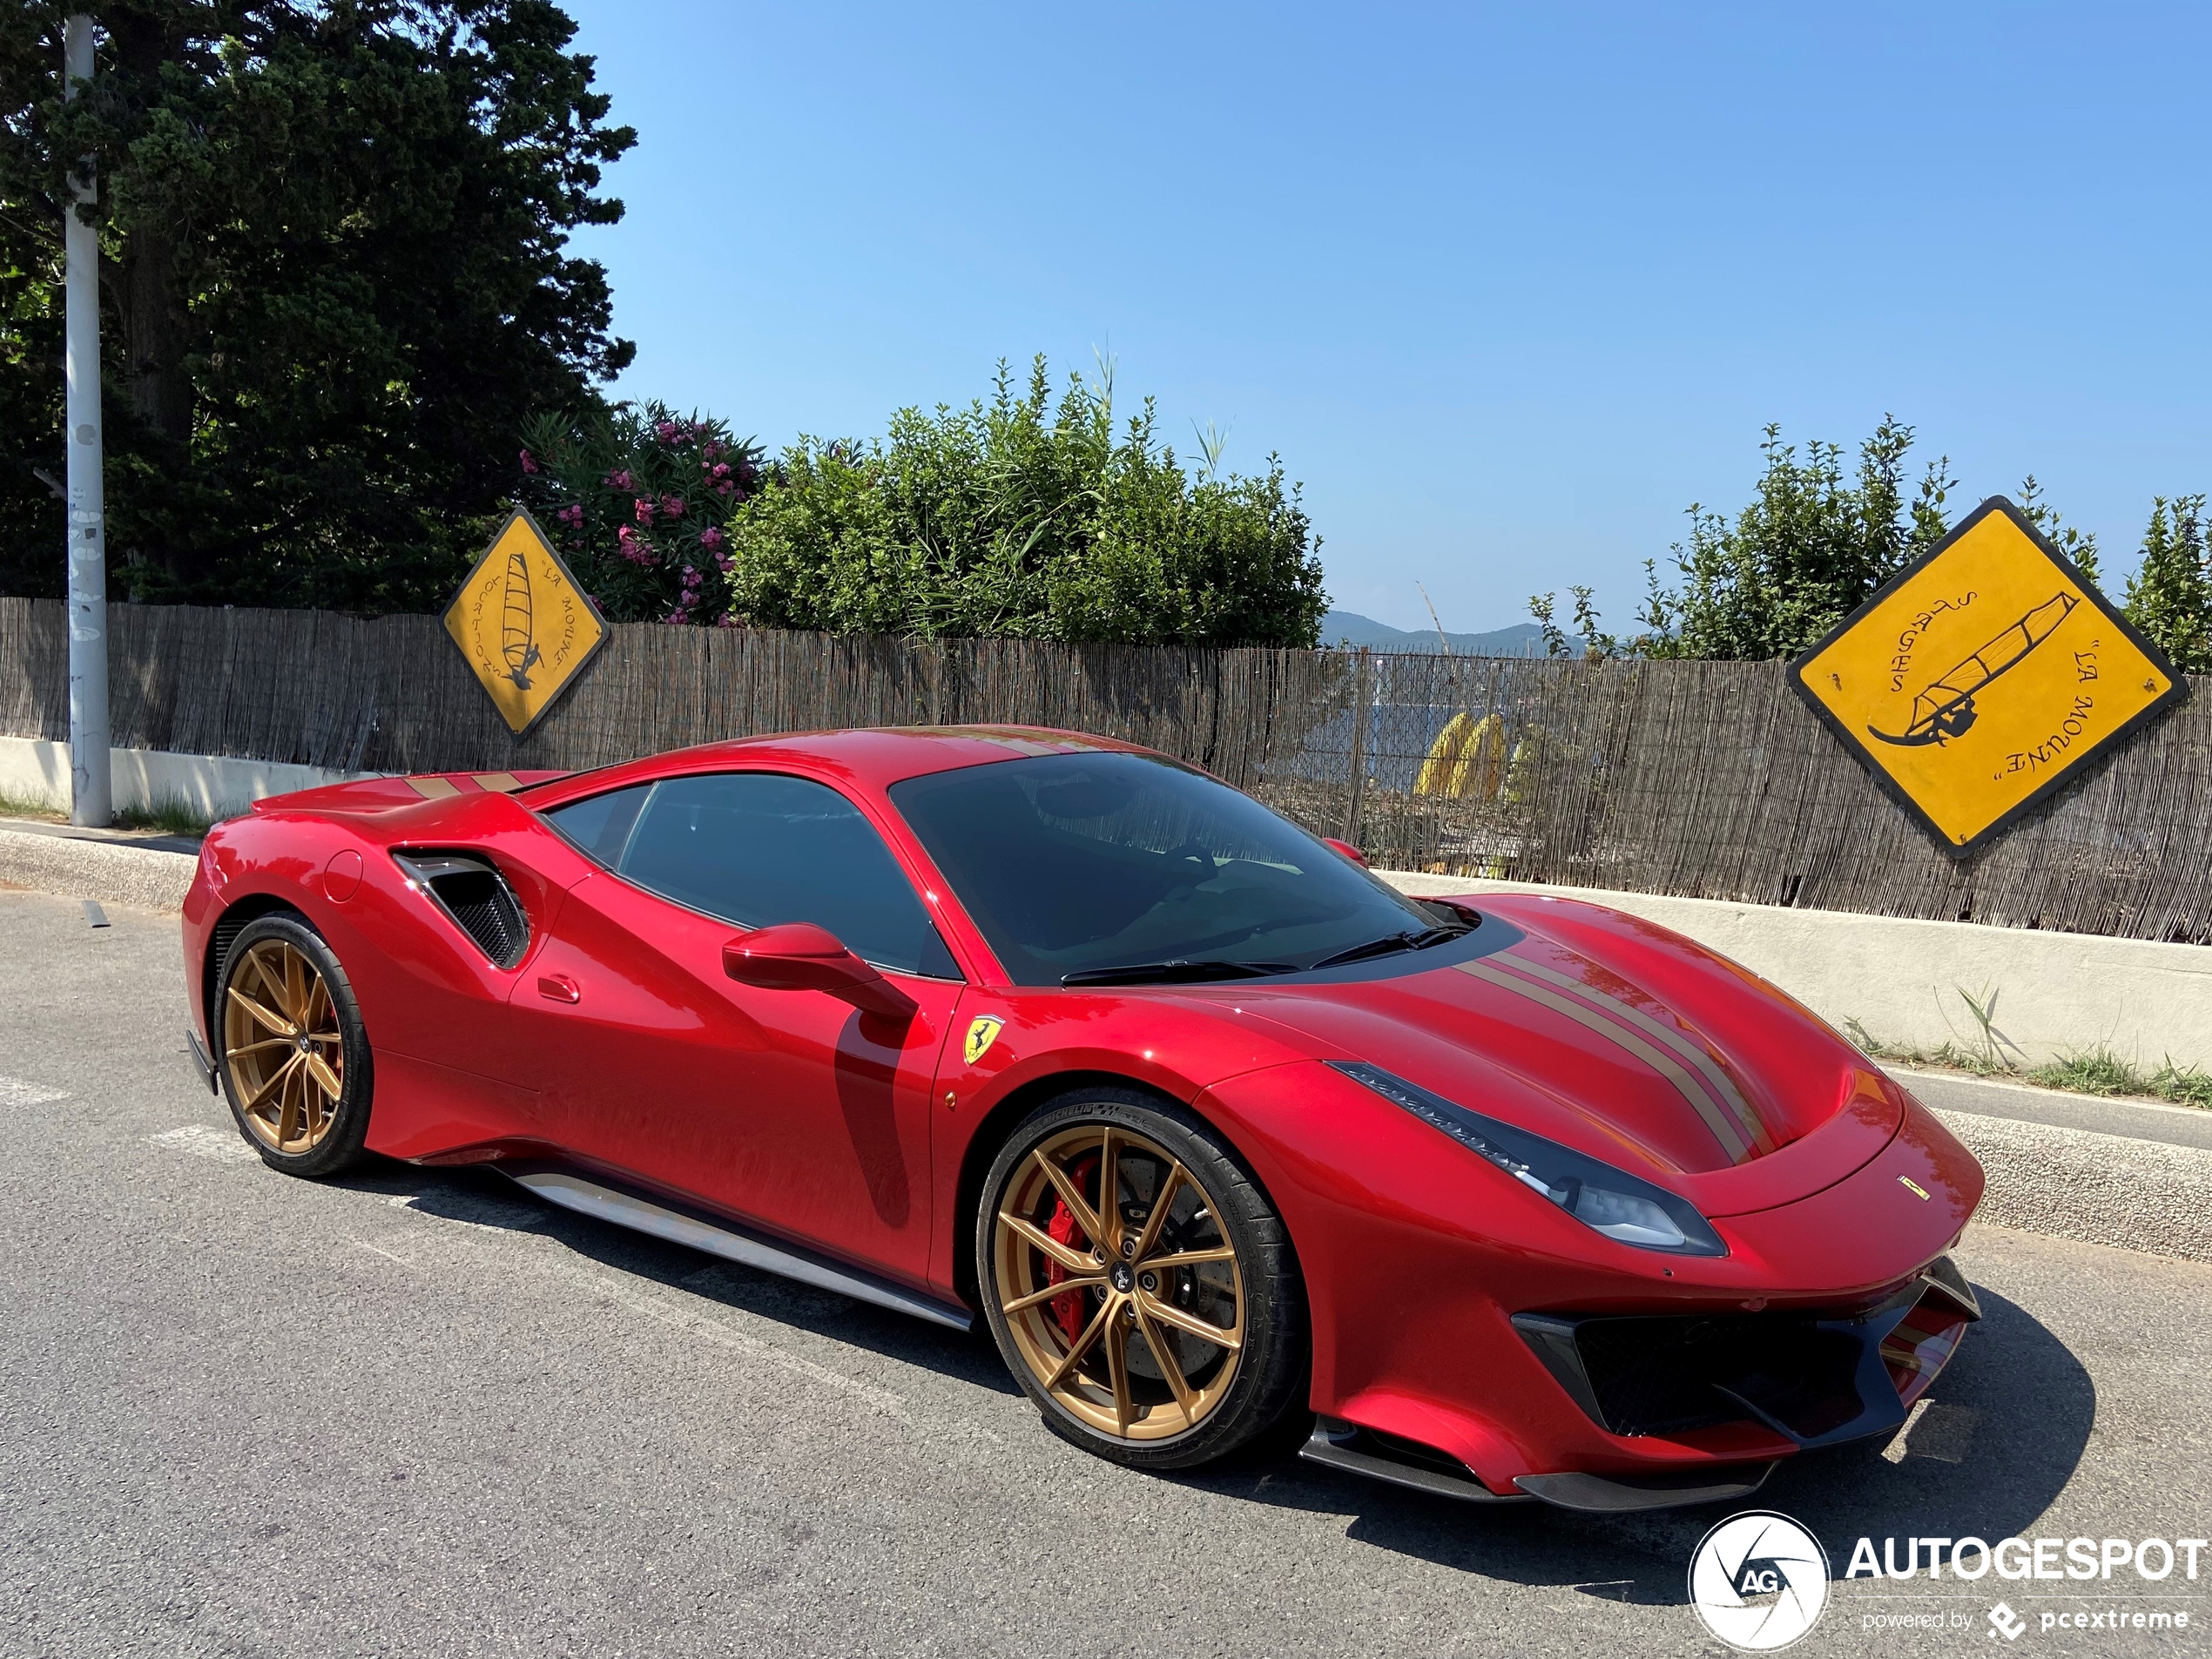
[3,597,2206,943]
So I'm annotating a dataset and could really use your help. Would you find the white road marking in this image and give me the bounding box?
[382,1182,914,1420]
[385,1190,543,1231]
[1901,1400,1979,1463]
[537,1254,913,1420]
[0,1076,70,1107]
[1880,1397,1931,1462]
[352,1238,420,1270]
[149,1124,260,1163]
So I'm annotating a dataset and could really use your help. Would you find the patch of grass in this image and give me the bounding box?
[114,794,215,837]
[2027,1045,2147,1096]
[1849,1021,2212,1113]
[1842,1018,2011,1076]
[0,786,66,822]
[2149,1060,2212,1110]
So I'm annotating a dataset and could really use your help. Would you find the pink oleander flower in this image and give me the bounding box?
[634,497,656,525]
[715,611,738,629]
[702,440,721,460]
[617,524,656,566]
[713,552,734,576]
[519,449,538,474]
[711,462,731,480]
[660,495,685,518]
[715,480,735,497]
[556,503,583,526]
[605,469,632,490]
[698,525,725,552]
[656,420,678,443]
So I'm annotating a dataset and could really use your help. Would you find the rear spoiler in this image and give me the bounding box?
[250,771,571,815]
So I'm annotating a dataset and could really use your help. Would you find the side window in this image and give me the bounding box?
[543,783,651,867]
[617,772,961,979]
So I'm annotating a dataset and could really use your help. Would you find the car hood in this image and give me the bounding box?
[1184,892,1904,1217]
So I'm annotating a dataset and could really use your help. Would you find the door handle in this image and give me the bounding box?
[537,974,581,1004]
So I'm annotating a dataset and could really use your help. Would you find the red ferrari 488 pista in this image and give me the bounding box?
[182,726,1983,1511]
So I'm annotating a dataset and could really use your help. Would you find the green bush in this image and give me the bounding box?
[720,359,1327,645]
[2125,496,2212,675]
[1533,419,2105,662]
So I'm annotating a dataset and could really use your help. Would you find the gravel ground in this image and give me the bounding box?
[3,888,2209,1658]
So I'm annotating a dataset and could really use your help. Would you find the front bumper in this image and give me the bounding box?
[1513,1254,1980,1452]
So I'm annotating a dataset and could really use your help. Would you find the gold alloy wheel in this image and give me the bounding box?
[994,1123,1245,1440]
[222,939,346,1155]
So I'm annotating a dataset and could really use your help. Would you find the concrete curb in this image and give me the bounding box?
[0,826,195,912]
[1930,1108,2212,1265]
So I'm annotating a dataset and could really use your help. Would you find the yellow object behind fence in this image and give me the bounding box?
[1415,711,1505,799]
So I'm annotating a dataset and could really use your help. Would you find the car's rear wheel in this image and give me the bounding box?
[217,914,373,1177]
[977,1087,1306,1470]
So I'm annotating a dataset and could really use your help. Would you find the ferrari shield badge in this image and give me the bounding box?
[963,1016,1005,1065]
[443,509,608,737]
[1792,496,2184,855]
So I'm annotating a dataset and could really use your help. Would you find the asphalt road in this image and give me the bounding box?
[3,887,2209,1658]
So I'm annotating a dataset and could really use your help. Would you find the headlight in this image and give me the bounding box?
[1330,1061,1727,1258]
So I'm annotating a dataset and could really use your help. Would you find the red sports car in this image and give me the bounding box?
[181,726,1983,1511]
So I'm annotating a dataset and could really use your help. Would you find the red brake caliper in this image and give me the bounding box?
[1043,1154,1098,1345]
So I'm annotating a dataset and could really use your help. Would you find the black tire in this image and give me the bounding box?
[975,1085,1307,1471]
[215,914,374,1177]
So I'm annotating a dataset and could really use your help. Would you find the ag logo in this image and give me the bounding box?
[1688,1511,1831,1651]
[963,1015,1005,1065]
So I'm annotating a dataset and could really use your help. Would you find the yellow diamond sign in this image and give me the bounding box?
[442,509,609,737]
[1793,496,2186,855]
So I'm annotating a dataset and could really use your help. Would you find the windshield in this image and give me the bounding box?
[887,752,1453,986]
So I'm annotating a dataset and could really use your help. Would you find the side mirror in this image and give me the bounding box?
[722,921,914,1019]
[1323,836,1369,868]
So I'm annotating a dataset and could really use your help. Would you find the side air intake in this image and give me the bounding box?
[394,853,529,968]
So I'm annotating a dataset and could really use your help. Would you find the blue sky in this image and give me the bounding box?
[558,2,2212,634]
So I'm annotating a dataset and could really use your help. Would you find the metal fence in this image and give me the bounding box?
[3,597,2207,943]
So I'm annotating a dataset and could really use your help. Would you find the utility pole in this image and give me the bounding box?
[64,14,111,826]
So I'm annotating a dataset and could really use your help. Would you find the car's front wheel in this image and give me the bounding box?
[976,1087,1307,1470]
[216,914,374,1177]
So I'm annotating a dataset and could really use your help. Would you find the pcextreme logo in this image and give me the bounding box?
[1689,1511,1831,1651]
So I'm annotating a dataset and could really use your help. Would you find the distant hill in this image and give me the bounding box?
[1319,609,1557,657]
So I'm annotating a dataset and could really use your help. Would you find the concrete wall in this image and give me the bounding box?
[0,736,373,823]
[1377,871,2212,1074]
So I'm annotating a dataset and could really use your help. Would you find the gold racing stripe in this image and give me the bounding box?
[1454,958,1754,1165]
[1494,954,1776,1156]
[405,776,462,799]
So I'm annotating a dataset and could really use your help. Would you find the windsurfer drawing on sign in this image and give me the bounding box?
[502,548,542,689]
[1869,592,2075,747]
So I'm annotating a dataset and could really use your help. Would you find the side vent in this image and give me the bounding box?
[394,853,529,968]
